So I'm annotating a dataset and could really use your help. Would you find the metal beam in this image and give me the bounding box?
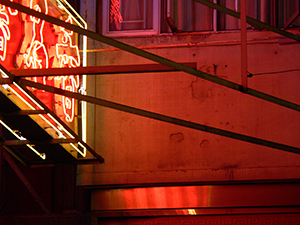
[0,141,28,166]
[3,138,77,146]
[28,158,103,167]
[3,150,51,214]
[16,78,300,155]
[240,0,248,92]
[193,0,300,42]
[28,159,103,168]
[0,77,12,84]
[76,159,103,165]
[1,0,300,113]
[0,110,46,116]
[10,63,197,77]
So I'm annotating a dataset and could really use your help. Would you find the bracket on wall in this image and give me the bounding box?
[0,64,105,167]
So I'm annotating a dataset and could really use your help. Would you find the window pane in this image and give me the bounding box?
[161,0,213,33]
[109,0,153,31]
[194,2,213,31]
[218,0,239,30]
[278,0,300,28]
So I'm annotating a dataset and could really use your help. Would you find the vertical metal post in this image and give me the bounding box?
[143,0,146,29]
[213,0,218,31]
[241,0,248,92]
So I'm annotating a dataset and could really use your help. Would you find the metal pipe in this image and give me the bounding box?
[10,63,197,77]
[213,0,217,31]
[16,78,300,156]
[241,0,248,92]
[0,110,46,116]
[3,138,77,146]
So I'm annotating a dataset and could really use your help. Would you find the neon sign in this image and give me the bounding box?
[0,0,87,159]
[0,0,82,124]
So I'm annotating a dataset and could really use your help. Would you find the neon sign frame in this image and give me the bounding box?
[0,0,87,160]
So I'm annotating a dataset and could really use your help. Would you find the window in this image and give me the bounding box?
[102,0,160,36]
[101,0,300,36]
[161,0,300,33]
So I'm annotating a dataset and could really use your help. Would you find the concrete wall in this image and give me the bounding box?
[77,28,300,187]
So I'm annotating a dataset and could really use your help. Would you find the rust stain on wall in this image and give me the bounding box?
[200,139,210,148]
[169,132,184,142]
[190,77,215,102]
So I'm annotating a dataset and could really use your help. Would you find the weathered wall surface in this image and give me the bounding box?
[78,30,300,186]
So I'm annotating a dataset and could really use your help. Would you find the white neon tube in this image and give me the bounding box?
[0,119,46,160]
[6,83,85,157]
[56,0,87,153]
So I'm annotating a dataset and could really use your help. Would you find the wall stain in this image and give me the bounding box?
[219,164,239,180]
[200,139,209,148]
[190,77,215,102]
[213,64,217,75]
[169,132,184,142]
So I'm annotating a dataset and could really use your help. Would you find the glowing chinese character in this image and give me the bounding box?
[23,0,49,71]
[53,16,81,123]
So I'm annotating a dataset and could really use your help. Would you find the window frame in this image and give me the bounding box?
[102,0,161,36]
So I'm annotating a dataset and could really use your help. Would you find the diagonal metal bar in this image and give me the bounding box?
[3,150,52,214]
[17,78,300,155]
[0,110,46,116]
[28,159,103,167]
[1,0,300,113]
[3,138,77,146]
[0,141,28,166]
[0,77,12,84]
[193,0,300,42]
[10,63,197,77]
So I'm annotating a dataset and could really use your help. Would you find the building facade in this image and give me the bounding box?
[1,0,300,224]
